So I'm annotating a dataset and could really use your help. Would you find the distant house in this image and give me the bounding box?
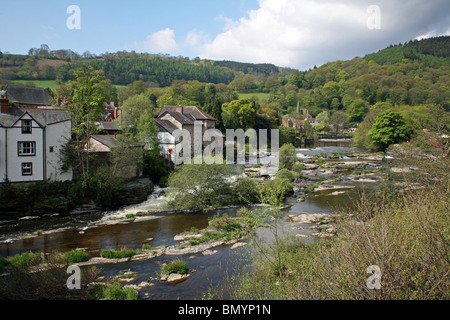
[97,121,120,135]
[154,105,217,162]
[2,85,53,108]
[84,135,144,179]
[283,105,321,130]
[0,90,72,183]
[103,102,120,122]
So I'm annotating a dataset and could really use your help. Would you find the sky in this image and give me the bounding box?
[1,0,449,71]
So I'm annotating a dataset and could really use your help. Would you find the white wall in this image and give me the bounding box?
[7,114,44,182]
[45,120,73,182]
[0,127,6,181]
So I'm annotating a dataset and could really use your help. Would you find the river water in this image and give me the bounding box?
[0,140,384,300]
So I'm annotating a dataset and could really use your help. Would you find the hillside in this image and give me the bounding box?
[364,35,450,68]
[0,49,288,87]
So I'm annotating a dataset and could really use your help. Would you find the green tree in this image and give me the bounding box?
[347,99,369,123]
[278,143,297,170]
[167,159,237,211]
[56,65,110,177]
[368,111,412,151]
[222,99,256,130]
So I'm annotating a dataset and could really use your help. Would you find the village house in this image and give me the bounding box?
[84,134,144,179]
[0,88,72,183]
[154,105,217,162]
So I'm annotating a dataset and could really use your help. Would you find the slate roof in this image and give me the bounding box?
[90,135,118,149]
[3,85,53,106]
[0,107,70,128]
[97,121,120,132]
[158,106,216,122]
[155,119,179,134]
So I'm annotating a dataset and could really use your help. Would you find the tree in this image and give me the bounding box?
[368,111,412,151]
[347,99,369,123]
[222,99,256,130]
[278,143,297,170]
[167,159,237,211]
[56,65,110,177]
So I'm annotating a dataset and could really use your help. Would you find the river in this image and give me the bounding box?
[0,140,386,300]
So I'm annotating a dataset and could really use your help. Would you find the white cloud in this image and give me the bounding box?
[197,0,450,70]
[136,28,179,53]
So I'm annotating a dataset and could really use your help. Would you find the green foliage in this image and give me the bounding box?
[100,249,137,259]
[167,159,237,211]
[63,250,90,264]
[347,99,368,123]
[100,283,139,300]
[222,99,256,130]
[278,143,297,170]
[276,169,297,182]
[162,260,189,275]
[368,111,413,151]
[234,178,259,204]
[143,149,171,186]
[259,178,294,203]
[291,162,304,175]
[5,252,43,271]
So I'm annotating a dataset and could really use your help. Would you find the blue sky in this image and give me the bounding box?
[2,0,449,70]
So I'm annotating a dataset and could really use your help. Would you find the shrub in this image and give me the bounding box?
[6,252,43,270]
[235,178,258,204]
[279,143,297,170]
[0,258,10,273]
[188,232,225,246]
[63,250,90,264]
[100,249,137,259]
[276,169,296,182]
[291,162,304,175]
[259,178,293,202]
[162,260,189,275]
[101,283,138,300]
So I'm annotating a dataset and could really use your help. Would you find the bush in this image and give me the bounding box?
[0,258,10,273]
[279,143,297,170]
[100,249,137,259]
[259,178,293,202]
[6,252,43,270]
[63,250,90,264]
[162,260,189,275]
[235,178,258,204]
[291,162,304,175]
[276,169,297,182]
[101,283,138,300]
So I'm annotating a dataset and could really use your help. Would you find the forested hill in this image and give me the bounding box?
[0,49,286,87]
[364,35,450,68]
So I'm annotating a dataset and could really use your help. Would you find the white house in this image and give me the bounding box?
[154,106,218,162]
[0,92,72,183]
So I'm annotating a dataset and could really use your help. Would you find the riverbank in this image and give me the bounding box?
[223,145,450,300]
[0,178,155,220]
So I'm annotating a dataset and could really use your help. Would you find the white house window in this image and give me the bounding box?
[49,146,54,153]
[22,120,32,134]
[22,163,33,176]
[18,141,36,156]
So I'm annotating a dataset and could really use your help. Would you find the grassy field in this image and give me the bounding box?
[10,80,59,91]
[238,92,272,100]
